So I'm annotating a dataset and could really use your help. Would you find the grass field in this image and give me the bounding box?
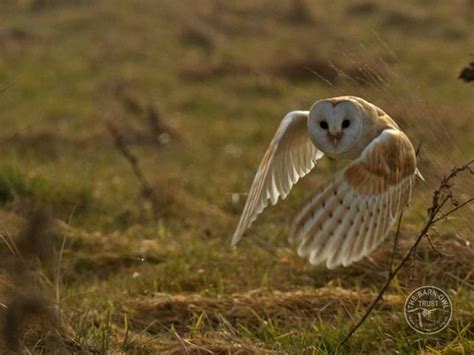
[0,0,473,353]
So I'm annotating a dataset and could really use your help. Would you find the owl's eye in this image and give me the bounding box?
[319,121,328,129]
[342,119,350,128]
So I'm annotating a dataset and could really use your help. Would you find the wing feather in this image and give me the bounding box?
[231,111,324,246]
[290,129,418,269]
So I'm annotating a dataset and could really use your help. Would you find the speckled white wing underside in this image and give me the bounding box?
[231,111,324,246]
[290,129,417,269]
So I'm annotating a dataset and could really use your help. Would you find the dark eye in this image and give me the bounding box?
[319,121,328,129]
[342,119,350,128]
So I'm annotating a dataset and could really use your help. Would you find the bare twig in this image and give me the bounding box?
[146,105,167,141]
[114,87,176,145]
[431,197,474,224]
[340,160,474,345]
[424,233,445,257]
[114,89,144,116]
[106,120,159,216]
[0,82,15,93]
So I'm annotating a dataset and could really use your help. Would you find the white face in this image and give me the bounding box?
[308,100,363,157]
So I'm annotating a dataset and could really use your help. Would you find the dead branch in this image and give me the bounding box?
[424,233,445,257]
[340,159,474,346]
[0,82,15,93]
[114,88,144,116]
[146,105,164,141]
[145,104,178,145]
[106,120,159,216]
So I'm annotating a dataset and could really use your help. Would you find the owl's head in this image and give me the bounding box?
[308,97,364,157]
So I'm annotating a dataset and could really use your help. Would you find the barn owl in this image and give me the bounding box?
[231,96,423,269]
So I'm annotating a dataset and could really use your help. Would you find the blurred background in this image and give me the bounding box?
[0,0,472,353]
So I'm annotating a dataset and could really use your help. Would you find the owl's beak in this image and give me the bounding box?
[327,132,342,145]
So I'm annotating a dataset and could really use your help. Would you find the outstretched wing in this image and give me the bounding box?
[290,129,417,269]
[231,111,324,246]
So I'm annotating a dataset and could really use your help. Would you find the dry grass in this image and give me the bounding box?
[126,287,401,333]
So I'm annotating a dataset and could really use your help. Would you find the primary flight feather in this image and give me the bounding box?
[231,96,422,269]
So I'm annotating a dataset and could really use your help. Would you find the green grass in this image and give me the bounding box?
[0,0,472,353]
